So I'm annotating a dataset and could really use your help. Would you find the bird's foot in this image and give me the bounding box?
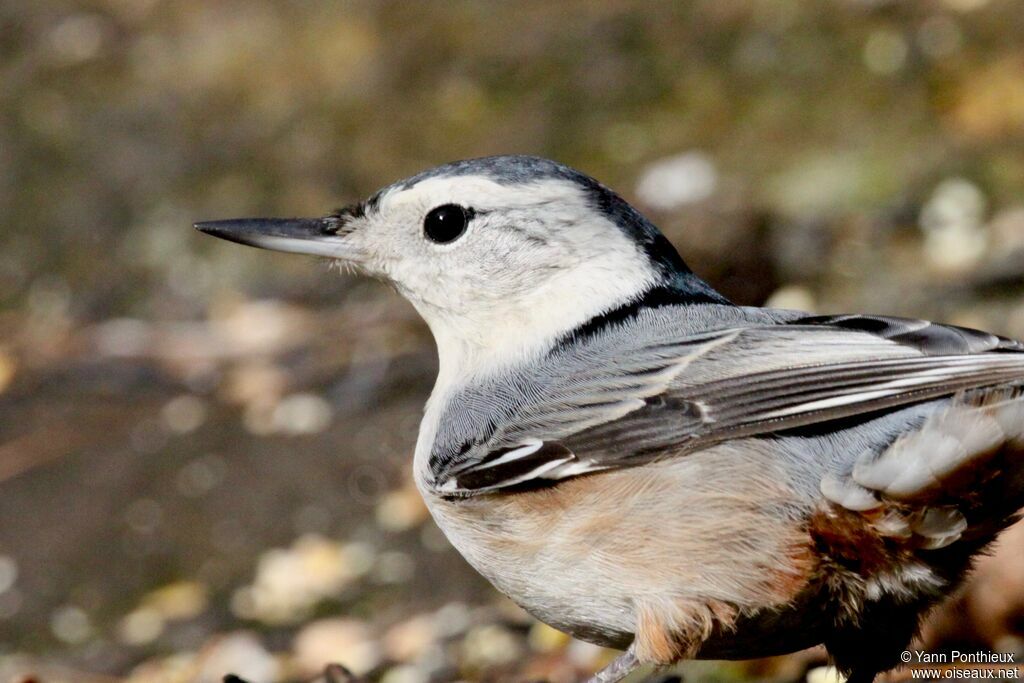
[582,646,643,683]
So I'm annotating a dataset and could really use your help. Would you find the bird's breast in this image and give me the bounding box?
[415,448,822,654]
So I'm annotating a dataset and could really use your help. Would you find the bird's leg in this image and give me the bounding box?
[583,644,642,683]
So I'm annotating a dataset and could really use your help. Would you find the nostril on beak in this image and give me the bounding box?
[323,208,366,237]
[320,217,343,235]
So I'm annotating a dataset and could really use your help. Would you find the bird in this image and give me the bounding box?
[196,155,1024,683]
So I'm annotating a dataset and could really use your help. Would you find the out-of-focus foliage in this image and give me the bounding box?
[2,1,1024,682]
[5,0,1024,321]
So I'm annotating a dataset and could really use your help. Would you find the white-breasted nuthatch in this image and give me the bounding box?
[198,156,1024,683]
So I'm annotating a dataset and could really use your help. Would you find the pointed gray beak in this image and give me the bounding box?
[195,217,358,259]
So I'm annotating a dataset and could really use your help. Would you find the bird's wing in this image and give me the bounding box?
[432,311,1024,496]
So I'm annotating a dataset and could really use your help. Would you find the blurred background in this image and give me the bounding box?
[2,1,1024,681]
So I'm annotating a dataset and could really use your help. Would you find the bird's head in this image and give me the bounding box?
[197,156,727,379]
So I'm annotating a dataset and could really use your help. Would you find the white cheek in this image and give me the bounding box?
[371,174,661,378]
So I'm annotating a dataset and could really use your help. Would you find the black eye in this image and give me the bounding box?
[423,204,470,244]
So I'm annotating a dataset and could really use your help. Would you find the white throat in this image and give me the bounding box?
[419,244,657,389]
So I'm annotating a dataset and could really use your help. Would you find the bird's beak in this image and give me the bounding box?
[194,217,360,259]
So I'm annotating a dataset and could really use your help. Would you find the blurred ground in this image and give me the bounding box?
[2,1,1024,681]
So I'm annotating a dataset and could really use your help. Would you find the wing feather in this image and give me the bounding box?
[432,310,1024,496]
